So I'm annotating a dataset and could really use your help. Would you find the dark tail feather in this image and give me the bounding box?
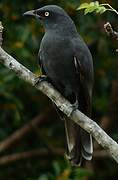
[65,118,93,166]
[80,128,93,161]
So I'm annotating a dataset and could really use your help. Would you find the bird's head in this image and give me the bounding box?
[23,5,77,34]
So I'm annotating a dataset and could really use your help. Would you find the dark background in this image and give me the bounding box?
[0,0,118,179]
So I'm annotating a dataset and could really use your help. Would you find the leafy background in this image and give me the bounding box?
[0,0,118,179]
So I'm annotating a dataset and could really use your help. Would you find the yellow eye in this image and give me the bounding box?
[45,11,50,17]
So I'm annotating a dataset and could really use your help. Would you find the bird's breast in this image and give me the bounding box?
[39,34,78,95]
[40,35,73,72]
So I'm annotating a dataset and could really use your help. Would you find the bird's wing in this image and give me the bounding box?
[73,35,94,115]
[73,55,92,115]
[74,40,93,159]
[38,49,46,75]
[65,39,93,165]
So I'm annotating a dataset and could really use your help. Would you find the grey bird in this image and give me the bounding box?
[23,5,94,166]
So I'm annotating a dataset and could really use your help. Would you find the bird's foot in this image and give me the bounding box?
[34,75,48,86]
[70,99,78,112]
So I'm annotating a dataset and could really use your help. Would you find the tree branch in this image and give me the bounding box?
[0,107,53,153]
[104,22,118,39]
[0,149,111,166]
[104,22,118,53]
[0,148,64,165]
[0,22,118,163]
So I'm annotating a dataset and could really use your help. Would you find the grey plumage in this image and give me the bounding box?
[23,5,94,166]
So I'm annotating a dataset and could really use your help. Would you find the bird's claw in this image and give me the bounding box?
[34,75,48,86]
[71,99,78,112]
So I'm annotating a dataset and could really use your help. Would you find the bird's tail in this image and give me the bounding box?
[64,117,93,166]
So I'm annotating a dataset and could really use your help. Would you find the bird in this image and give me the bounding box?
[23,5,94,166]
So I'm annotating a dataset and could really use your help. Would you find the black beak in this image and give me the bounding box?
[23,10,36,17]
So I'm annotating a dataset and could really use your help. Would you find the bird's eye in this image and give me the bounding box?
[44,11,50,17]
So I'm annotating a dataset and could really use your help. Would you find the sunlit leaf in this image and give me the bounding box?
[96,6,107,14]
[77,3,90,10]
[77,1,116,15]
[84,6,97,14]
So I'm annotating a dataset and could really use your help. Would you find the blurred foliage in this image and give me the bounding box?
[77,1,118,15]
[0,0,118,179]
[77,1,107,14]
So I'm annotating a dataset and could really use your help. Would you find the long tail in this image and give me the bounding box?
[65,117,93,166]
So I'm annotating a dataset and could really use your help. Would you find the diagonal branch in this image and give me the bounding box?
[0,22,118,163]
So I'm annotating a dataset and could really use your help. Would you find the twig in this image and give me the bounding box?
[104,22,118,53]
[104,22,118,39]
[0,107,52,153]
[0,148,64,165]
[101,4,118,15]
[0,23,118,163]
[0,149,111,165]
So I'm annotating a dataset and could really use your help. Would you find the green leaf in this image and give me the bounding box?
[96,6,107,14]
[77,1,108,15]
[84,6,97,15]
[94,1,100,6]
[53,161,61,176]
[38,175,49,180]
[77,1,100,11]
[90,2,96,7]
[77,3,89,10]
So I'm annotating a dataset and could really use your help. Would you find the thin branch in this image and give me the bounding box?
[104,22,118,58]
[0,23,118,163]
[0,107,52,153]
[0,148,64,165]
[104,22,118,39]
[0,149,111,166]
[101,4,118,15]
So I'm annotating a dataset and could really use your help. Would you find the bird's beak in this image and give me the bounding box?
[23,10,36,17]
